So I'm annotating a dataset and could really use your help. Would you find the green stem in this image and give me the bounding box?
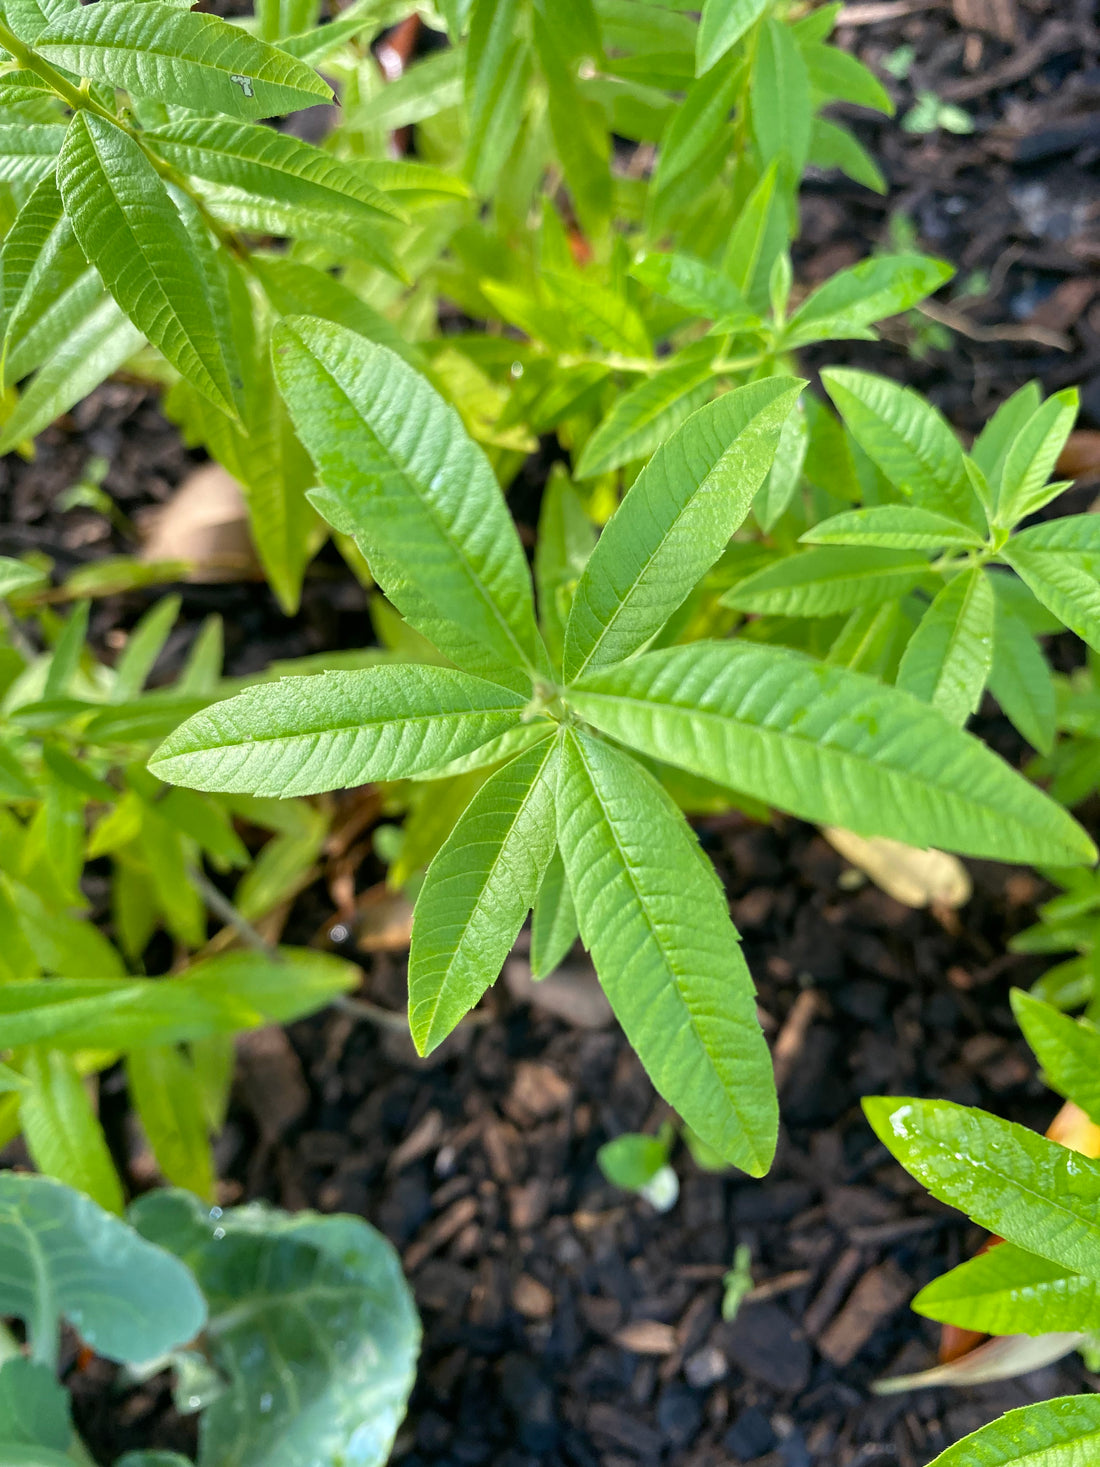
[0,20,111,119]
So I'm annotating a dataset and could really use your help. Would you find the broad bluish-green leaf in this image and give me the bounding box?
[0,124,65,184]
[530,847,578,978]
[914,1243,1100,1337]
[565,377,804,679]
[1003,516,1100,654]
[630,252,757,325]
[575,348,715,479]
[557,729,777,1174]
[150,665,528,796]
[925,1396,1100,1467]
[822,367,983,528]
[989,603,1055,754]
[127,1045,215,1202]
[271,317,547,680]
[535,466,596,670]
[146,118,401,226]
[409,736,559,1054]
[696,0,768,75]
[567,641,1095,864]
[897,566,994,724]
[20,1049,124,1212]
[783,254,952,348]
[0,1171,205,1363]
[802,504,984,550]
[752,17,811,176]
[1012,989,1100,1123]
[864,1095,1100,1281]
[0,1357,70,1451]
[36,2,332,119]
[57,114,235,414]
[995,389,1078,527]
[721,159,789,311]
[723,545,929,616]
[801,40,893,113]
[131,1190,419,1467]
[809,116,886,192]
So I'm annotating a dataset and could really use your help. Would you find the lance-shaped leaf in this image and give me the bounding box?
[722,159,789,311]
[802,504,985,551]
[0,175,87,373]
[751,17,811,176]
[809,117,886,193]
[57,113,235,414]
[696,0,768,75]
[556,730,777,1175]
[271,317,547,681]
[0,124,66,184]
[914,1242,1100,1338]
[409,735,559,1055]
[20,1049,123,1213]
[897,566,994,724]
[630,252,757,325]
[1003,516,1100,654]
[1,0,77,44]
[0,1171,205,1363]
[145,118,402,227]
[575,349,716,481]
[564,377,804,681]
[864,1096,1100,1281]
[822,367,984,529]
[127,1045,215,1203]
[972,381,1042,486]
[36,2,332,120]
[566,642,1095,865]
[534,466,596,672]
[723,545,929,617]
[1012,989,1100,1124]
[530,847,578,978]
[783,253,952,348]
[150,665,528,796]
[994,388,1078,527]
[989,603,1056,755]
[924,1396,1100,1467]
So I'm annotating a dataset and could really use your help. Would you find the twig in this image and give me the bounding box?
[837,1,946,24]
[334,994,414,1033]
[186,865,281,960]
[916,299,1072,351]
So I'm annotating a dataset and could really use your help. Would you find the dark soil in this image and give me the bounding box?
[6,1,1100,1464]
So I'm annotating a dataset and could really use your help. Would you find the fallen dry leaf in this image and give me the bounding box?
[876,1331,1083,1394]
[140,462,260,582]
[613,1321,678,1356]
[823,828,972,909]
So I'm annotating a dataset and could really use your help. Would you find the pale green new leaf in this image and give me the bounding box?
[20,1049,123,1213]
[801,41,893,114]
[575,349,715,480]
[722,159,790,311]
[925,1396,1100,1467]
[36,2,333,120]
[127,1045,215,1203]
[864,1095,1100,1281]
[995,389,1078,527]
[723,545,929,617]
[896,566,994,724]
[565,377,804,680]
[752,17,811,176]
[989,603,1055,754]
[696,0,768,75]
[0,558,44,597]
[1003,516,1100,654]
[57,113,235,414]
[1012,989,1100,1124]
[150,665,528,796]
[972,381,1042,486]
[783,253,952,348]
[543,270,651,358]
[802,504,984,550]
[530,847,578,978]
[822,366,983,528]
[809,116,886,192]
[408,736,559,1054]
[271,317,547,680]
[567,641,1094,865]
[465,0,528,193]
[913,1243,1100,1338]
[253,255,425,370]
[556,730,777,1174]
[355,46,465,128]
[652,57,741,198]
[145,118,402,226]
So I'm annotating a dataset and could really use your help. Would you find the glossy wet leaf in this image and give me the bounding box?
[913,1242,1100,1337]
[924,1396,1100,1467]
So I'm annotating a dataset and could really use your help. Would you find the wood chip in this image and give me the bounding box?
[504,957,613,1029]
[817,1260,911,1367]
[773,988,825,1094]
[387,1108,444,1174]
[824,828,972,909]
[952,0,1017,41]
[505,1060,571,1124]
[613,1320,679,1356]
[404,1195,479,1272]
[512,1273,555,1320]
[804,1246,863,1340]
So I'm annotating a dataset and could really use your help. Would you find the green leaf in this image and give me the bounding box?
[567,641,1095,865]
[896,566,994,724]
[533,3,612,241]
[864,1095,1100,1281]
[1003,516,1100,654]
[37,2,332,120]
[111,594,180,702]
[408,735,559,1054]
[6,874,127,977]
[146,118,401,226]
[755,400,808,532]
[565,376,804,680]
[534,465,596,671]
[149,665,528,796]
[913,1243,1100,1338]
[271,317,547,681]
[723,545,929,616]
[752,17,812,177]
[808,116,886,192]
[995,389,1078,527]
[57,113,235,414]
[127,1045,215,1202]
[924,1396,1100,1467]
[696,0,768,75]
[0,1357,71,1450]
[802,504,984,550]
[465,0,529,193]
[630,252,757,325]
[543,270,651,358]
[354,45,465,128]
[0,174,85,372]
[1012,989,1100,1124]
[722,159,789,311]
[131,1189,419,1467]
[1,0,76,45]
[972,381,1042,486]
[0,1170,205,1363]
[530,846,578,978]
[0,123,66,184]
[989,603,1056,755]
[0,556,44,597]
[574,349,716,480]
[652,55,741,197]
[822,367,982,528]
[801,40,893,113]
[253,256,425,370]
[784,253,952,348]
[556,729,777,1174]
[598,1130,669,1189]
[20,1049,124,1213]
